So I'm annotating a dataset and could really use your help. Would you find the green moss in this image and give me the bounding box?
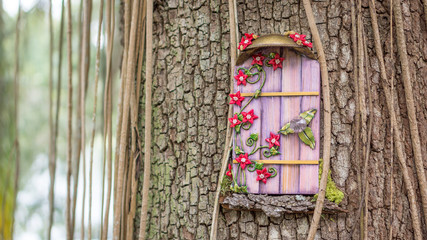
[220,175,232,195]
[314,159,345,205]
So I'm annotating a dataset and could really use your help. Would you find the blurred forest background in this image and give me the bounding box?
[0,0,121,239]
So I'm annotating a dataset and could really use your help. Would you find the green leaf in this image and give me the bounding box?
[254,162,264,170]
[298,127,316,149]
[249,133,259,141]
[235,146,244,155]
[237,114,244,121]
[235,124,241,133]
[270,147,280,156]
[299,109,317,125]
[278,122,294,135]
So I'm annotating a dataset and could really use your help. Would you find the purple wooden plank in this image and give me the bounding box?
[280,49,302,194]
[259,47,281,194]
[233,56,252,186]
[238,54,261,193]
[299,57,320,194]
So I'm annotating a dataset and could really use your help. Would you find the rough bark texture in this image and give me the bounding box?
[133,0,427,239]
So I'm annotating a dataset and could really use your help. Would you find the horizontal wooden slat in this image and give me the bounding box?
[233,160,319,165]
[238,91,319,97]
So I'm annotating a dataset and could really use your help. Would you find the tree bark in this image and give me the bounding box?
[131,0,427,239]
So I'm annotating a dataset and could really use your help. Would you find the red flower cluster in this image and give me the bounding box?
[229,114,241,128]
[234,70,248,86]
[229,91,245,106]
[251,53,265,66]
[238,33,258,51]
[235,153,251,169]
[286,31,312,48]
[241,109,258,124]
[226,164,233,179]
[268,53,284,71]
[265,132,280,149]
[256,168,272,184]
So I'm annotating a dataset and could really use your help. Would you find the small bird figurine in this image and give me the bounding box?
[278,109,317,149]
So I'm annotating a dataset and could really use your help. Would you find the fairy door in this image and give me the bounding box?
[229,33,320,194]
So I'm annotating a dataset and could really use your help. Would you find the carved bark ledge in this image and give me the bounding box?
[220,194,347,218]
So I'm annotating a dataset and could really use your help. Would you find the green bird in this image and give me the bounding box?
[278,109,317,149]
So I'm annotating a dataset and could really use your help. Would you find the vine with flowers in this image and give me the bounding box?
[226,32,314,193]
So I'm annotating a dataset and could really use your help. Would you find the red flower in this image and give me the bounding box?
[244,33,255,40]
[238,37,252,51]
[235,153,251,169]
[302,40,313,48]
[268,53,284,70]
[265,132,280,149]
[241,109,258,124]
[226,164,232,178]
[234,70,248,86]
[256,167,272,184]
[238,33,258,51]
[251,53,265,66]
[289,32,306,42]
[229,114,241,128]
[229,91,245,106]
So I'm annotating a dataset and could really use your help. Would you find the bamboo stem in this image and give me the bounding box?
[302,0,332,239]
[393,0,427,230]
[369,0,422,238]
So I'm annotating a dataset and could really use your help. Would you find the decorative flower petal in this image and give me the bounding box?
[229,114,241,128]
[226,164,233,178]
[268,53,284,71]
[229,91,245,106]
[265,132,280,148]
[234,70,248,86]
[241,109,259,124]
[235,153,251,169]
[251,53,265,66]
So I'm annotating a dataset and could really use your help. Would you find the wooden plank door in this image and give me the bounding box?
[232,48,320,194]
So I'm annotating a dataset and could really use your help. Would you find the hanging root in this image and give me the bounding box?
[209,0,238,239]
[138,0,153,238]
[388,1,394,239]
[302,0,332,239]
[65,0,73,238]
[369,0,423,239]
[393,0,427,231]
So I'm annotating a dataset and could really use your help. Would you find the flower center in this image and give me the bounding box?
[259,174,265,179]
[275,59,280,64]
[244,40,249,44]
[233,97,238,101]
[256,57,260,61]
[246,115,251,119]
[233,119,237,124]
[271,139,276,143]
[239,76,244,81]
[241,158,246,163]
[295,34,300,38]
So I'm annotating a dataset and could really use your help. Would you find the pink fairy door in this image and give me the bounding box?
[229,34,320,194]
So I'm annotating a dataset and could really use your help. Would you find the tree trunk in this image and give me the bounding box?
[132,0,427,239]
